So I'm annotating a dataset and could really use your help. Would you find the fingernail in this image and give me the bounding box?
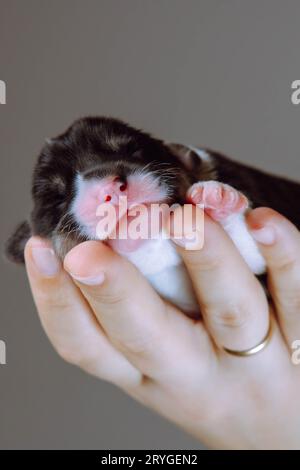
[68,271,105,286]
[31,246,61,277]
[251,226,276,245]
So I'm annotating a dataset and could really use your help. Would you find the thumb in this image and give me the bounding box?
[63,241,171,375]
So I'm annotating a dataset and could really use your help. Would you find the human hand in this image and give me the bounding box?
[24,207,300,449]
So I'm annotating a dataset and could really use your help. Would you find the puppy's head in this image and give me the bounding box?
[5,116,210,262]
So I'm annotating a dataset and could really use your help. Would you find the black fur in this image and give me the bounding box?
[5,221,32,263]
[212,152,300,229]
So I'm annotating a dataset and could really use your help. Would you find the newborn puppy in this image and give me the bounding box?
[5,117,300,313]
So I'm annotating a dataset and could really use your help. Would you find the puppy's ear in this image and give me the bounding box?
[166,143,215,180]
[5,221,32,264]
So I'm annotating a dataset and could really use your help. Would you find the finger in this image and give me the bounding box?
[24,237,142,388]
[248,207,300,346]
[63,240,213,380]
[173,205,271,353]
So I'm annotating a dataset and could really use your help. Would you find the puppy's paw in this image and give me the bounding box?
[187,181,249,221]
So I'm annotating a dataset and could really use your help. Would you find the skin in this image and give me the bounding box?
[24,207,300,449]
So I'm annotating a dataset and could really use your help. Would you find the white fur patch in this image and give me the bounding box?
[220,213,266,274]
[123,238,198,313]
[125,237,181,276]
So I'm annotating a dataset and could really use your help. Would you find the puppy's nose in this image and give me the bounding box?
[100,176,128,204]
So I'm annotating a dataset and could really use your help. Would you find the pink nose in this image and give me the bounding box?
[99,177,128,204]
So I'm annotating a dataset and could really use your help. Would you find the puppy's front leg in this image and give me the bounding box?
[187,181,266,274]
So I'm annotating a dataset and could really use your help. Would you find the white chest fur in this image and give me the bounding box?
[125,238,199,313]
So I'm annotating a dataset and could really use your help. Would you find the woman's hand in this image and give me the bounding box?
[24,207,300,449]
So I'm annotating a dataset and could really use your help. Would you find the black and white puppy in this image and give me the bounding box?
[6,117,300,313]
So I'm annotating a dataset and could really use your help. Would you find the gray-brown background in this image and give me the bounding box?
[1,0,300,449]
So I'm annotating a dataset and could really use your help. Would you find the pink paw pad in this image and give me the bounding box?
[187,181,249,221]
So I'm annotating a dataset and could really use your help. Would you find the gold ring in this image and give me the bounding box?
[223,317,274,357]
